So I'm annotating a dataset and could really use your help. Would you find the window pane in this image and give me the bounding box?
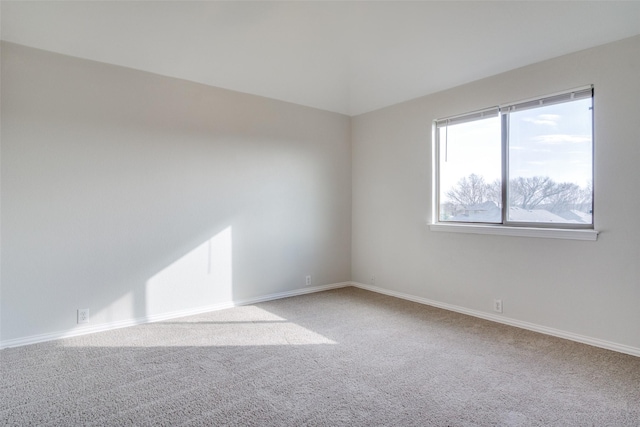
[438,117,501,223]
[507,98,593,224]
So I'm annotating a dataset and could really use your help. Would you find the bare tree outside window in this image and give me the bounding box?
[442,174,592,224]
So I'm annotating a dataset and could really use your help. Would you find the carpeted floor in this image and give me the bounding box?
[1,287,639,426]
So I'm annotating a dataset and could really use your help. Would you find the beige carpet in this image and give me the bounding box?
[1,287,639,426]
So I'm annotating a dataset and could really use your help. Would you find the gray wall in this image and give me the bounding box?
[352,35,640,350]
[1,42,351,342]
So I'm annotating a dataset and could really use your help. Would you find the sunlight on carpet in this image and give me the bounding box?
[58,305,337,347]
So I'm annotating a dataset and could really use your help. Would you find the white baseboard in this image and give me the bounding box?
[350,282,640,358]
[5,280,637,358]
[0,282,350,349]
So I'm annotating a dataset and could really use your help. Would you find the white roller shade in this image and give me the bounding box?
[500,86,593,114]
[435,107,499,128]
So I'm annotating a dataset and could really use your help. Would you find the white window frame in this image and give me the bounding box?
[430,86,598,241]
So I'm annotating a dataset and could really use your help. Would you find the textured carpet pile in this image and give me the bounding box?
[1,287,639,426]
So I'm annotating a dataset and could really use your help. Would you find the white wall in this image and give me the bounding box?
[1,42,351,343]
[352,35,640,351]
[3,35,640,353]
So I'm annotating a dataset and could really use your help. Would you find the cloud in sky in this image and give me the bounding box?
[533,134,591,144]
[524,114,561,126]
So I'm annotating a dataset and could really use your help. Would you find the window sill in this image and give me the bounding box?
[429,222,598,241]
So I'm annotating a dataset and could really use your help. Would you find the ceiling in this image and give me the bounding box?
[2,1,640,116]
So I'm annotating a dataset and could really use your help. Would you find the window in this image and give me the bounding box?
[435,87,593,229]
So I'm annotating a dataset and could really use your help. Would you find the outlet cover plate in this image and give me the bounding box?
[493,299,503,313]
[78,308,90,324]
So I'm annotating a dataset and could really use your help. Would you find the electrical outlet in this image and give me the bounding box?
[77,308,90,324]
[493,299,503,313]
[371,275,376,285]
[305,275,312,286]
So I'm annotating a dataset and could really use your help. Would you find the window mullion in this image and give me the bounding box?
[501,112,508,225]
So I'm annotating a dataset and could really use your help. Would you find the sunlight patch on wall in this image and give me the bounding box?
[145,226,233,315]
[90,292,135,326]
